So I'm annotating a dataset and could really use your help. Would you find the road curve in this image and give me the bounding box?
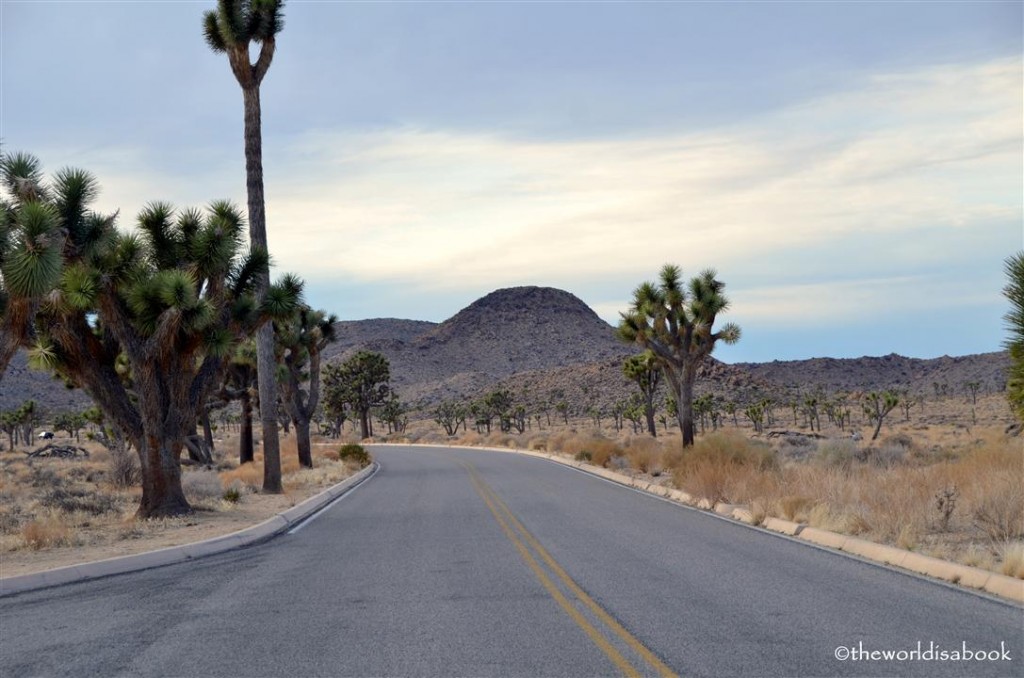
[1,445,1020,677]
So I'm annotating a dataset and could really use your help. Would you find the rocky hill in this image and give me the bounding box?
[734,352,1010,397]
[0,284,1011,417]
[325,286,635,405]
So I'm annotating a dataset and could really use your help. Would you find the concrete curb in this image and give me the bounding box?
[0,462,377,598]
[375,442,1024,605]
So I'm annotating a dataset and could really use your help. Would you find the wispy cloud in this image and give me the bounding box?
[32,56,1020,339]
[251,57,1018,301]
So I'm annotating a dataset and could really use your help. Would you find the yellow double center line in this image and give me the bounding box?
[463,462,677,678]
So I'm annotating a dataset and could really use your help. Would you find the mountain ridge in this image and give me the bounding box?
[1,286,1009,412]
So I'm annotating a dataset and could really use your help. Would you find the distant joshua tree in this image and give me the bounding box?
[619,264,740,448]
[622,351,662,437]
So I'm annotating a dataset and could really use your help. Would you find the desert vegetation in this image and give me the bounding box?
[0,432,366,575]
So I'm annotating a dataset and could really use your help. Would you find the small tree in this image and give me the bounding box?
[618,264,740,447]
[324,351,390,439]
[863,391,899,441]
[622,351,662,437]
[276,305,337,467]
[378,390,407,435]
[434,400,465,436]
[53,411,87,442]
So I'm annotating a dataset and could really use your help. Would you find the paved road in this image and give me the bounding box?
[1,445,1021,677]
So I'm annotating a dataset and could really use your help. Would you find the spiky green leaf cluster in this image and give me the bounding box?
[618,263,740,358]
[203,0,284,52]
[1,201,63,298]
[1003,252,1024,421]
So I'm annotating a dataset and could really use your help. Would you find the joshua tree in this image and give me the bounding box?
[619,264,740,447]
[323,351,390,440]
[276,305,337,467]
[217,340,258,463]
[1005,252,1024,421]
[622,351,662,437]
[0,153,112,379]
[863,391,899,441]
[31,199,300,517]
[434,400,466,436]
[204,0,286,492]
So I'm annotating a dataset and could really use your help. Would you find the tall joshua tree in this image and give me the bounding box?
[618,264,740,448]
[204,0,286,492]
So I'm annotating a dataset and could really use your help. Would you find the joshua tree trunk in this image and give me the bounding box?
[137,434,191,517]
[675,369,697,447]
[240,85,282,493]
[295,414,312,468]
[359,410,372,440]
[201,410,215,451]
[239,390,254,464]
[644,401,657,438]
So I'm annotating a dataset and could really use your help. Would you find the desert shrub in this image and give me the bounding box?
[108,448,141,488]
[776,435,818,462]
[558,435,623,468]
[21,515,70,550]
[815,439,860,468]
[574,451,592,462]
[28,465,61,488]
[624,437,662,474]
[181,471,223,506]
[778,495,815,522]
[219,462,262,491]
[41,487,120,516]
[670,432,776,505]
[972,475,1024,542]
[526,435,549,452]
[860,442,906,468]
[222,486,242,503]
[999,542,1024,579]
[338,443,371,468]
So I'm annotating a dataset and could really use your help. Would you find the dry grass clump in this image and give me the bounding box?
[623,436,663,475]
[218,462,263,492]
[553,434,625,468]
[669,431,776,506]
[181,470,225,509]
[998,542,1024,579]
[20,513,72,550]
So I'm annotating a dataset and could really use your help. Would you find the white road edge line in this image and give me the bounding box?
[287,462,380,535]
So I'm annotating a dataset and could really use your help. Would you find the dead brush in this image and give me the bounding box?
[670,432,777,506]
[556,434,624,468]
[624,436,663,475]
[20,513,71,550]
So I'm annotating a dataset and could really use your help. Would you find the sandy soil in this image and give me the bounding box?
[0,468,351,580]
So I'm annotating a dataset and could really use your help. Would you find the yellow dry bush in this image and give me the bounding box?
[21,515,71,550]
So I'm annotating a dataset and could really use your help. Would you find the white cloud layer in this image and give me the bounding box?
[48,56,1022,339]
[259,58,1019,294]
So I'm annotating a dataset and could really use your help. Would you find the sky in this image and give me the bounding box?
[2,0,1021,363]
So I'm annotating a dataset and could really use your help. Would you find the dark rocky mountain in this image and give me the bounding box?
[0,352,92,412]
[326,286,635,405]
[734,352,1010,396]
[1,284,1011,417]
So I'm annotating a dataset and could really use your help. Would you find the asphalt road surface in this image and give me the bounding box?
[1,445,1021,677]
